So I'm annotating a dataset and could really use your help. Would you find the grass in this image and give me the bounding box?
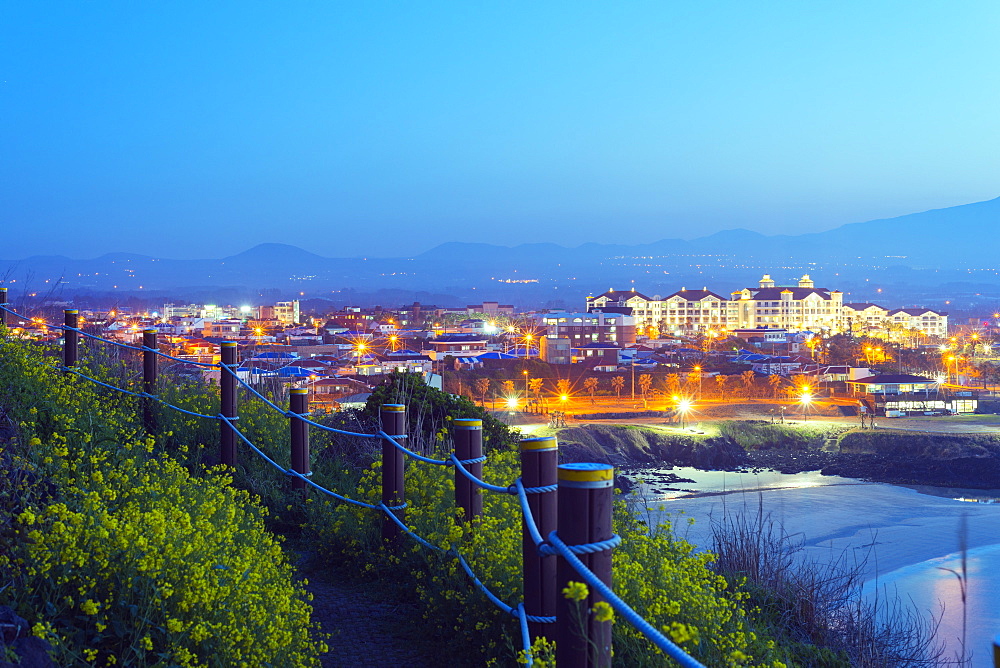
[706,495,950,667]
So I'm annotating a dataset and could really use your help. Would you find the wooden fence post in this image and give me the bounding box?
[380,404,406,546]
[556,463,614,668]
[63,309,79,369]
[220,341,238,468]
[453,418,483,523]
[142,329,157,433]
[520,435,558,642]
[289,387,309,492]
[0,287,7,328]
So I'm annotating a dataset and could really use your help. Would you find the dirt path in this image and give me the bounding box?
[301,565,436,668]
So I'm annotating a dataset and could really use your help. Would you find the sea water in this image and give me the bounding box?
[631,467,1000,666]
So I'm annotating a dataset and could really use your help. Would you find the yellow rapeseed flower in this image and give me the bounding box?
[562,581,588,602]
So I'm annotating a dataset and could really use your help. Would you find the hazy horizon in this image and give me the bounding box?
[5,2,1000,260]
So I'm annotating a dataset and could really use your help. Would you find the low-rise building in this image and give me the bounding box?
[846,373,977,415]
[424,334,490,359]
[539,311,636,346]
[539,336,571,364]
[887,308,949,339]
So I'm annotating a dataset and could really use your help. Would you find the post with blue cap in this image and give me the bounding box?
[63,309,79,370]
[142,329,158,433]
[219,341,238,468]
[556,462,614,667]
[521,435,558,641]
[453,418,483,522]
[289,388,310,492]
[381,404,407,546]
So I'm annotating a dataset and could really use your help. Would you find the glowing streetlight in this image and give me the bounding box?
[799,389,813,421]
[677,398,692,429]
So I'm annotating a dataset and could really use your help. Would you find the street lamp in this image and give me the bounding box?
[523,370,530,412]
[800,389,813,421]
[677,399,692,429]
[693,365,702,399]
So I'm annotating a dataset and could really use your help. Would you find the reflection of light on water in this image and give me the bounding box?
[954,497,1000,504]
[870,547,999,668]
[782,480,823,489]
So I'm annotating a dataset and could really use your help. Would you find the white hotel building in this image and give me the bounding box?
[587,274,947,339]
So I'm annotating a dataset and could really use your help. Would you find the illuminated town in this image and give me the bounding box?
[6,3,1000,666]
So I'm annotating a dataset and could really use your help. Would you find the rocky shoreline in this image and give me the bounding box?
[558,423,1000,492]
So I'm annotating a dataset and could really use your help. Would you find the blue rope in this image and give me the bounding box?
[71,327,145,351]
[60,367,146,399]
[516,603,533,667]
[537,532,621,558]
[18,330,702,666]
[151,348,221,368]
[379,503,443,552]
[224,366,291,414]
[152,397,221,420]
[285,409,380,439]
[220,415,391,510]
[514,479,547,549]
[449,453,512,493]
[545,531,706,668]
[227,366,381,439]
[137,390,220,420]
[522,483,557,494]
[379,431,452,465]
[455,551,517,615]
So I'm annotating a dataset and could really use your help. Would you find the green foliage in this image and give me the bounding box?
[364,372,521,453]
[718,421,824,451]
[0,339,862,666]
[0,339,325,666]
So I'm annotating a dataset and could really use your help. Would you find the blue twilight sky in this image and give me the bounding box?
[3,1,999,260]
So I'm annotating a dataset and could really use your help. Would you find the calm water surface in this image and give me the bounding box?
[630,467,1000,667]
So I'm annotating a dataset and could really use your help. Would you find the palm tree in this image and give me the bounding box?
[768,374,783,398]
[556,378,571,398]
[686,370,701,397]
[638,374,653,406]
[474,377,490,406]
[611,375,625,399]
[528,377,543,410]
[583,377,599,404]
[666,373,681,397]
[714,374,728,400]
[502,379,515,397]
[741,370,756,398]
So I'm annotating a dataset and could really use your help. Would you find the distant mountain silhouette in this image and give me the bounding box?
[3,197,999,305]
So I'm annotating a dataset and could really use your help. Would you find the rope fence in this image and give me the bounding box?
[0,298,704,667]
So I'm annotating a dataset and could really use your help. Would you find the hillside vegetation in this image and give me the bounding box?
[0,337,945,666]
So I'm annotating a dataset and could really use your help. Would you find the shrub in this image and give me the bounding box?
[0,339,326,666]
